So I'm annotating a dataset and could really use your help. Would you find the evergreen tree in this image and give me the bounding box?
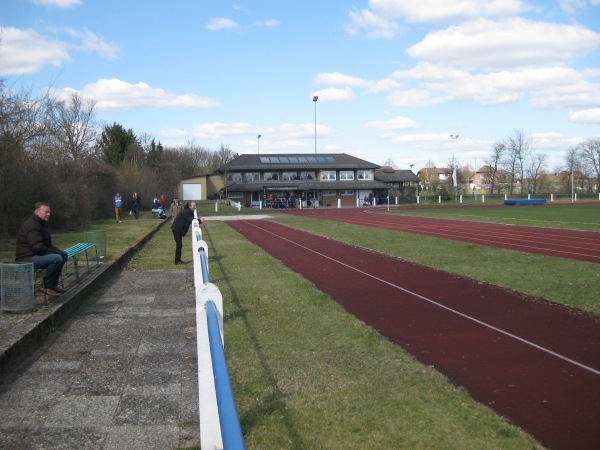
[97,122,138,166]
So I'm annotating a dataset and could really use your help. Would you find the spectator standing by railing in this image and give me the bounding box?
[113,192,122,223]
[171,201,205,265]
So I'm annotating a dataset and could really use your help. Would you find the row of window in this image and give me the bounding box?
[227,170,373,182]
[228,190,357,198]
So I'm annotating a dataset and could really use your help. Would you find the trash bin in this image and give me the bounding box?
[84,230,107,261]
[1,262,35,312]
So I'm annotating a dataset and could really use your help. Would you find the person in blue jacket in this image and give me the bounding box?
[113,192,123,223]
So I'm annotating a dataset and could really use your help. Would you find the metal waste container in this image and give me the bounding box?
[84,230,107,261]
[1,262,35,312]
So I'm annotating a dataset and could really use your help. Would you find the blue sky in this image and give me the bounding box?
[1,0,599,172]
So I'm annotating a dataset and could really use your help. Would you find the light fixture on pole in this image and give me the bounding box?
[313,95,318,153]
[257,134,261,154]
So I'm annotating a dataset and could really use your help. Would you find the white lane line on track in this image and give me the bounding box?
[346,218,600,260]
[241,220,600,376]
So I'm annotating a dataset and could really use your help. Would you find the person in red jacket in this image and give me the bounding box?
[159,194,167,214]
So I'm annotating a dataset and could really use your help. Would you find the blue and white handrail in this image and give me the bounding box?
[192,214,245,449]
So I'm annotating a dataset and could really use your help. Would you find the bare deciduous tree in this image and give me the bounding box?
[486,140,506,194]
[505,129,533,194]
[578,138,600,193]
[525,152,547,194]
[50,93,98,161]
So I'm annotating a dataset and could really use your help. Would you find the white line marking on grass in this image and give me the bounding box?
[242,220,600,377]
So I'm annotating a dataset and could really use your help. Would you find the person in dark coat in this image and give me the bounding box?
[15,202,68,297]
[131,192,142,220]
[170,201,205,264]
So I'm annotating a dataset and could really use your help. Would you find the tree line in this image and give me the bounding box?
[483,129,599,195]
[419,129,599,196]
[0,79,236,239]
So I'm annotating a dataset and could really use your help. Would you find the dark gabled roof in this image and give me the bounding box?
[225,179,391,192]
[374,169,420,183]
[219,153,380,172]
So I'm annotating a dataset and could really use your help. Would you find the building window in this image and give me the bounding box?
[227,172,242,182]
[244,173,260,182]
[301,171,315,180]
[322,190,336,196]
[282,172,298,181]
[228,192,243,198]
[340,190,354,196]
[357,170,372,180]
[339,171,355,180]
[264,172,279,181]
[321,171,336,180]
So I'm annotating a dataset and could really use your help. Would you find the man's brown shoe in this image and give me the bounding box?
[45,288,62,297]
[50,286,67,293]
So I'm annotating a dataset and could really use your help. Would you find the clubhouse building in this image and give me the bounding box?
[215,153,418,208]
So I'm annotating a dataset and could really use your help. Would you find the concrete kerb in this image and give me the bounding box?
[0,219,170,382]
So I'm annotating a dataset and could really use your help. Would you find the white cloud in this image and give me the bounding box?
[345,0,528,38]
[57,27,119,59]
[315,72,399,93]
[0,26,119,75]
[407,18,600,70]
[162,122,259,139]
[32,0,81,7]
[558,0,600,14]
[255,19,280,27]
[345,8,399,39]
[312,87,355,101]
[390,63,600,109]
[55,78,221,111]
[0,27,70,74]
[364,116,417,130]
[569,108,600,124]
[368,0,527,23]
[206,18,238,31]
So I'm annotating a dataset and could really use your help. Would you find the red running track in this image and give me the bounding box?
[227,219,600,450]
[284,207,600,264]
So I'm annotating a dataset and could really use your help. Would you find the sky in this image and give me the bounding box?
[1,0,599,173]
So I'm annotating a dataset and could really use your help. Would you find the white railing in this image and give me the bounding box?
[191,214,245,450]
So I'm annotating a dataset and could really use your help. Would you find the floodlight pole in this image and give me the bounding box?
[572,165,574,202]
[257,134,261,154]
[313,96,318,153]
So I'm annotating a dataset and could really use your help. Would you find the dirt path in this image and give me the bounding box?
[227,219,600,450]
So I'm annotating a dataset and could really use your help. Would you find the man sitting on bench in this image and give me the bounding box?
[15,202,68,298]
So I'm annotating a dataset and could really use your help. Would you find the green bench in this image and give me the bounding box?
[34,242,99,304]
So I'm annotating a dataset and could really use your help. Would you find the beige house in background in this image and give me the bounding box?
[176,173,224,202]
